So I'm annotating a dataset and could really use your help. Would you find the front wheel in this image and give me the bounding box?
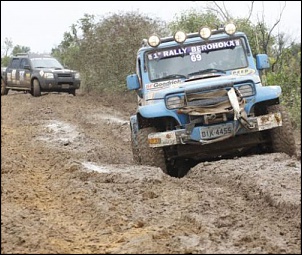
[69,89,76,96]
[1,78,9,95]
[32,79,41,97]
[267,104,297,157]
[137,127,167,173]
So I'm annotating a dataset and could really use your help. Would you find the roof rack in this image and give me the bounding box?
[16,53,29,56]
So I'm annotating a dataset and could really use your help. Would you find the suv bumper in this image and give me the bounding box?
[41,79,80,90]
[148,112,282,147]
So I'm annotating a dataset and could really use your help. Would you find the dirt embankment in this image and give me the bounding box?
[1,92,301,254]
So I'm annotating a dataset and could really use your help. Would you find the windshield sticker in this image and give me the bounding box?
[146,79,182,90]
[231,68,255,76]
[148,39,241,60]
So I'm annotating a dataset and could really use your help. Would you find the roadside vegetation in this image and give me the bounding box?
[1,2,300,129]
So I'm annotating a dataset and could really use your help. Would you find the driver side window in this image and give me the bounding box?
[20,58,29,69]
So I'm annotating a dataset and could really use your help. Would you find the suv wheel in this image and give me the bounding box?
[267,104,297,157]
[32,79,41,97]
[69,89,76,96]
[137,127,167,173]
[1,78,9,95]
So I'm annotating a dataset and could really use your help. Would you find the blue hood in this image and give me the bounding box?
[146,74,261,99]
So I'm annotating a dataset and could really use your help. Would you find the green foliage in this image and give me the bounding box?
[266,42,301,129]
[1,56,10,67]
[12,45,30,56]
[169,9,221,33]
[51,11,168,93]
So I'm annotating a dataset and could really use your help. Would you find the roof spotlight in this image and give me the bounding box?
[199,27,212,39]
[148,35,161,47]
[225,23,236,35]
[174,31,187,43]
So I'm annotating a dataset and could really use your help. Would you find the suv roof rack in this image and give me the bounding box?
[16,53,29,56]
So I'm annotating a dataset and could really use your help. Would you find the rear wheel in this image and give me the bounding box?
[137,127,167,173]
[267,104,296,157]
[1,78,9,95]
[32,79,41,97]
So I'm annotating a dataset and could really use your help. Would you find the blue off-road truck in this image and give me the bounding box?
[126,23,296,177]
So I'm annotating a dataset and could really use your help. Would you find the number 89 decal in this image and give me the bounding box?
[190,53,202,62]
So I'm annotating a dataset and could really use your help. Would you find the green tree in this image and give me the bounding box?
[169,9,220,33]
[53,11,168,93]
[12,45,30,56]
[1,38,13,66]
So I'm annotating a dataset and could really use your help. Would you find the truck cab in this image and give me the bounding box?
[126,23,296,177]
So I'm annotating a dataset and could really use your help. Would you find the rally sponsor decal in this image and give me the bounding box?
[148,39,241,60]
[146,79,182,90]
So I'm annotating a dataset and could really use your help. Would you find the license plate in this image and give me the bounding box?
[200,123,233,139]
[62,84,70,89]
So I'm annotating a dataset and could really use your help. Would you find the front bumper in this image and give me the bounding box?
[148,112,282,148]
[40,79,81,90]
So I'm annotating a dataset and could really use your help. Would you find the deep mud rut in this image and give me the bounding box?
[1,92,301,254]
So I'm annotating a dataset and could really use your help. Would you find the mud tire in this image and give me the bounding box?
[1,78,9,95]
[137,127,167,173]
[69,89,76,96]
[33,79,41,97]
[267,104,296,157]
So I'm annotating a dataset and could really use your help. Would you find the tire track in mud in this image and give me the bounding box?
[183,156,301,253]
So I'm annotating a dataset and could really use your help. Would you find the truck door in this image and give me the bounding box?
[6,58,21,87]
[19,58,31,89]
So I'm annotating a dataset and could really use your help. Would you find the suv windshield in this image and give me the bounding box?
[147,37,248,81]
[31,58,64,69]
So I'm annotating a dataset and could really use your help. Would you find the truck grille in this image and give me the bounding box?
[185,89,230,108]
[57,73,72,78]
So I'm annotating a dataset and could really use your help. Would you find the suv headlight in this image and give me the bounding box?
[44,73,54,79]
[75,73,80,79]
[166,96,185,109]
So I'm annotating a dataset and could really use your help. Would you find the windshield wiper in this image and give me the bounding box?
[152,74,187,82]
[188,68,226,77]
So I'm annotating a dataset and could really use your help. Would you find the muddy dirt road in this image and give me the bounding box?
[1,92,301,254]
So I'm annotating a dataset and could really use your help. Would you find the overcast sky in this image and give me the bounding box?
[1,1,301,54]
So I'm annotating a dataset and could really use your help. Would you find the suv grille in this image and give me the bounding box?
[57,73,72,78]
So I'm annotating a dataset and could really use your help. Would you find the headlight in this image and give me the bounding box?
[199,27,212,39]
[225,23,236,35]
[75,73,80,79]
[44,73,54,79]
[148,35,161,47]
[174,31,187,43]
[237,84,254,97]
[166,96,185,109]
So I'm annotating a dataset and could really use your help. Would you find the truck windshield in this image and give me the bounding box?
[147,37,248,81]
[31,58,64,69]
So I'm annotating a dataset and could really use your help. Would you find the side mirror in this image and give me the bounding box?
[23,65,31,70]
[126,74,140,90]
[256,54,270,70]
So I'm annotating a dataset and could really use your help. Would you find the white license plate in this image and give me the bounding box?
[200,123,233,139]
[62,84,70,89]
